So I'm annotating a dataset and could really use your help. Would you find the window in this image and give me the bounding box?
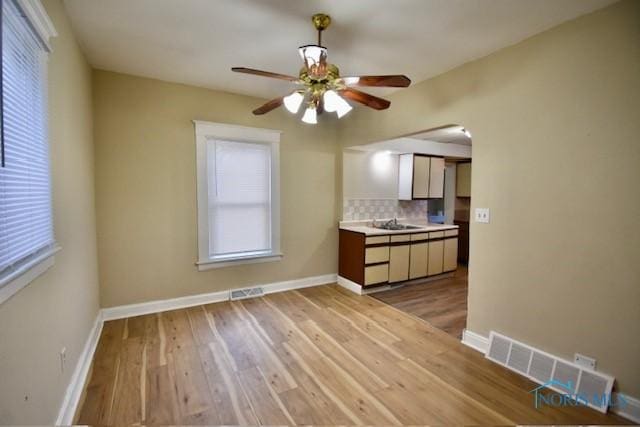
[194,121,281,269]
[0,0,57,303]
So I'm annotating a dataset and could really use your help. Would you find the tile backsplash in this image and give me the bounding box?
[343,199,429,221]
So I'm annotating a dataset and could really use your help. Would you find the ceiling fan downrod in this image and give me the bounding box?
[312,13,331,46]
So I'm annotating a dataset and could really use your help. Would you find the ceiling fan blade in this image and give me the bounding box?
[252,97,284,115]
[341,75,411,88]
[340,88,391,110]
[232,67,299,82]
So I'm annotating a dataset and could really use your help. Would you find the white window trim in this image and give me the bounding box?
[14,0,57,51]
[194,120,282,270]
[0,245,60,304]
[0,0,58,305]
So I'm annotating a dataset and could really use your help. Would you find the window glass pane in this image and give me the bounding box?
[0,0,53,276]
[207,139,272,257]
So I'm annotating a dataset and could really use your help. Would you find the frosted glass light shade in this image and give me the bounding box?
[301,107,317,124]
[283,92,304,114]
[298,45,326,69]
[323,90,339,112]
[323,90,352,118]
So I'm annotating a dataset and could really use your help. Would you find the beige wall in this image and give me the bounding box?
[0,0,99,423]
[339,0,640,397]
[93,70,340,307]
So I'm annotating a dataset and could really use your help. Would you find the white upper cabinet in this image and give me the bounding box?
[398,154,414,200]
[428,157,445,198]
[398,154,445,200]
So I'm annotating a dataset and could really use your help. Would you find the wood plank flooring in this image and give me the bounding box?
[373,265,469,339]
[75,284,627,425]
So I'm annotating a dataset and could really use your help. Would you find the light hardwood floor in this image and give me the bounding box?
[76,284,627,425]
[373,265,468,339]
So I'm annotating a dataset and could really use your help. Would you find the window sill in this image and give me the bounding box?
[197,252,283,271]
[0,246,61,305]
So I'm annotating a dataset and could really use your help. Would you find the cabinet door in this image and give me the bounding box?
[427,240,444,276]
[428,157,445,198]
[443,238,458,272]
[409,242,428,279]
[398,154,414,201]
[456,162,471,197]
[389,245,410,283]
[412,156,430,198]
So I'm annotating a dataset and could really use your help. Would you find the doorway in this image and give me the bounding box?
[372,159,471,339]
[342,124,472,339]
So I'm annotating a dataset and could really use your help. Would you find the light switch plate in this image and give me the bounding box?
[475,208,490,223]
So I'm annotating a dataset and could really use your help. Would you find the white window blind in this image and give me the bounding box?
[207,139,272,258]
[0,0,54,283]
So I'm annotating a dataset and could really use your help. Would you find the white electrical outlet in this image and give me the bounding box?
[574,353,597,370]
[475,208,490,223]
[60,347,66,373]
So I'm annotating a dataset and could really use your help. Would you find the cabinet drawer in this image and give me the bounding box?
[390,234,411,243]
[429,231,445,239]
[444,229,459,237]
[366,235,390,245]
[410,233,429,241]
[364,264,389,286]
[365,246,389,264]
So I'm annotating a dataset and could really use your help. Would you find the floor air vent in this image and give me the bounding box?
[230,286,264,301]
[486,331,614,413]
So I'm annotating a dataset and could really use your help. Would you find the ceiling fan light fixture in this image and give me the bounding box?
[301,106,317,124]
[298,45,327,77]
[322,90,338,113]
[298,45,326,65]
[283,91,304,114]
[232,13,410,120]
[323,90,352,118]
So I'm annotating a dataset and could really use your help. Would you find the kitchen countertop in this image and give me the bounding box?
[339,218,458,236]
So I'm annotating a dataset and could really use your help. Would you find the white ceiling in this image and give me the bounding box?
[63,0,615,100]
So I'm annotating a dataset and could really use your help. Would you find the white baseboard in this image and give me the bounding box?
[336,275,363,295]
[262,273,337,295]
[101,289,229,321]
[102,273,337,321]
[612,392,640,424]
[461,329,489,354]
[55,311,103,425]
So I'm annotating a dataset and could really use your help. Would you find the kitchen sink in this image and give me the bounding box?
[374,223,422,231]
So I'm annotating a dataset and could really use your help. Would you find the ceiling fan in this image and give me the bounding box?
[232,13,411,124]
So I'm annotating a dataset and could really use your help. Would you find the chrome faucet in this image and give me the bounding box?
[382,216,398,228]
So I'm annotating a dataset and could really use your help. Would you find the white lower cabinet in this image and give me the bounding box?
[340,228,459,289]
[443,238,458,272]
[428,240,444,276]
[409,242,428,279]
[365,264,389,286]
[389,245,410,283]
